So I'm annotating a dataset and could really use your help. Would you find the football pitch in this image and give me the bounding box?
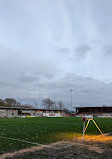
[0,117,112,154]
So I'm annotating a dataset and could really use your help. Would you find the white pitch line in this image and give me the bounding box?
[0,136,41,145]
[0,121,65,127]
[0,136,60,149]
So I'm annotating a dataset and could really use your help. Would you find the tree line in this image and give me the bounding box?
[0,98,70,113]
[42,98,70,114]
[0,98,33,108]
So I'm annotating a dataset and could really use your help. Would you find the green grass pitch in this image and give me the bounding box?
[0,117,112,154]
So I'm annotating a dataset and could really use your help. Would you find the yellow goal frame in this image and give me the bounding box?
[84,119,103,134]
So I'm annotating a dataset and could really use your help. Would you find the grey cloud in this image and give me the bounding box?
[55,46,71,59]
[54,46,72,63]
[0,45,60,100]
[0,68,112,108]
[42,73,112,107]
[55,44,92,63]
[54,44,92,63]
[74,44,91,60]
[18,72,54,84]
[57,47,70,55]
[0,45,59,76]
[103,45,112,56]
[0,45,111,109]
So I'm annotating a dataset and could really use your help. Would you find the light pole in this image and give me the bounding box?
[70,89,73,112]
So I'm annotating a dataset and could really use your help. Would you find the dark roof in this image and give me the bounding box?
[75,106,112,109]
[0,106,63,111]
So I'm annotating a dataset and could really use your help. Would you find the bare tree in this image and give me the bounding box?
[43,98,55,109]
[57,100,70,113]
[63,107,70,114]
[57,100,64,110]
[0,99,5,106]
[4,98,17,107]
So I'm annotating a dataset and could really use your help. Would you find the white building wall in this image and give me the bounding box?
[0,108,63,117]
[43,112,61,117]
[55,113,61,117]
[43,112,49,116]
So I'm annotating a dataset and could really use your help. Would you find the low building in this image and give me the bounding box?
[0,106,64,118]
[75,106,112,117]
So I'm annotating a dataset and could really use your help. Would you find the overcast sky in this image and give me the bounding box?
[0,0,112,108]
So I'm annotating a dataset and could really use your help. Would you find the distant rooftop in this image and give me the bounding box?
[74,106,112,108]
[0,106,63,111]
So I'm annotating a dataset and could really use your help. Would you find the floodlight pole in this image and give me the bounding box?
[70,89,73,112]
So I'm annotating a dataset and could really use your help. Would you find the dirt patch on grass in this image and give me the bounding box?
[1,134,112,159]
[1,141,112,159]
[0,145,45,159]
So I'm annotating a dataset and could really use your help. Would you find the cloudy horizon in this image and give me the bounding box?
[0,0,112,109]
